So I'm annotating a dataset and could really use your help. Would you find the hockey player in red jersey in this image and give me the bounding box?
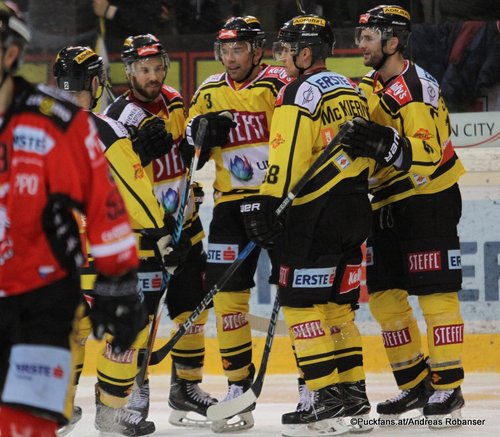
[185,16,292,432]
[343,4,466,424]
[0,3,146,437]
[105,33,216,427]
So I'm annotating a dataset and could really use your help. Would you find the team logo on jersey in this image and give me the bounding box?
[411,173,428,186]
[339,264,362,294]
[271,133,285,149]
[160,187,179,214]
[334,153,351,170]
[386,78,412,105]
[133,163,145,179]
[413,128,432,140]
[321,127,335,145]
[230,155,254,181]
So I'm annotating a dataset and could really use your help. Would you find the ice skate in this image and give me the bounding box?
[211,364,255,433]
[168,366,217,427]
[340,381,373,433]
[57,405,82,436]
[281,383,349,437]
[424,387,465,428]
[127,380,150,419]
[95,385,155,436]
[376,377,432,420]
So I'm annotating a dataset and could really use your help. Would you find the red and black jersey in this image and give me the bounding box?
[0,77,138,297]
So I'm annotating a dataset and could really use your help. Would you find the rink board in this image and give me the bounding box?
[81,332,500,376]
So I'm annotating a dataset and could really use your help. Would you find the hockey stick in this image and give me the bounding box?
[135,118,208,387]
[149,120,353,367]
[206,121,354,420]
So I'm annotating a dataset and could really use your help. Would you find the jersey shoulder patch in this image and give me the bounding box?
[93,113,129,142]
[414,63,440,109]
[22,83,80,127]
[105,97,148,127]
[260,65,293,86]
[161,84,183,102]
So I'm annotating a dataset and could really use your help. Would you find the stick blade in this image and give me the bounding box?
[206,387,257,421]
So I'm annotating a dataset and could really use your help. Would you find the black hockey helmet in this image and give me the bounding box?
[273,14,335,61]
[121,33,170,70]
[356,5,411,50]
[53,46,106,92]
[0,1,30,71]
[214,15,265,61]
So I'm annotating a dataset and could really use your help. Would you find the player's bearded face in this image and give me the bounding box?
[129,57,166,101]
[356,28,384,68]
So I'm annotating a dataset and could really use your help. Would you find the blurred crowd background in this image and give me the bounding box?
[13,0,500,112]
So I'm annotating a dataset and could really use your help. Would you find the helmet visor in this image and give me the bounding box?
[127,53,170,75]
[214,41,252,62]
[272,41,299,61]
[355,26,396,45]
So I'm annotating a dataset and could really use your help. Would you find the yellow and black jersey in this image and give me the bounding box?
[104,85,203,246]
[260,68,374,205]
[80,112,165,289]
[359,61,465,210]
[187,64,292,205]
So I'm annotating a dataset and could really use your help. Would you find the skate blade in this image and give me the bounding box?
[428,408,464,429]
[282,418,350,436]
[378,408,424,426]
[168,409,211,428]
[211,411,254,433]
[340,414,374,433]
[57,423,76,436]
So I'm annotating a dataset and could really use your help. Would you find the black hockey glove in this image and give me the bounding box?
[90,270,147,354]
[241,196,284,250]
[142,215,192,275]
[41,194,84,273]
[192,181,204,214]
[343,117,411,170]
[127,116,173,167]
[186,111,236,149]
[178,138,211,169]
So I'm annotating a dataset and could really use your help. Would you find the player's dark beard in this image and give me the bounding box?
[131,76,161,102]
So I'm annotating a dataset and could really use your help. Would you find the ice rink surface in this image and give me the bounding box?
[67,372,500,436]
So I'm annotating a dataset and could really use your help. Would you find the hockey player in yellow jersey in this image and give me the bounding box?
[53,45,188,436]
[104,33,217,428]
[241,14,376,436]
[184,15,291,432]
[342,4,466,423]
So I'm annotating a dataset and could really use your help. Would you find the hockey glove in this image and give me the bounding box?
[41,194,84,273]
[127,116,173,167]
[178,138,211,169]
[91,270,147,354]
[343,117,411,170]
[186,111,236,149]
[142,215,192,275]
[192,181,204,214]
[241,196,283,250]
